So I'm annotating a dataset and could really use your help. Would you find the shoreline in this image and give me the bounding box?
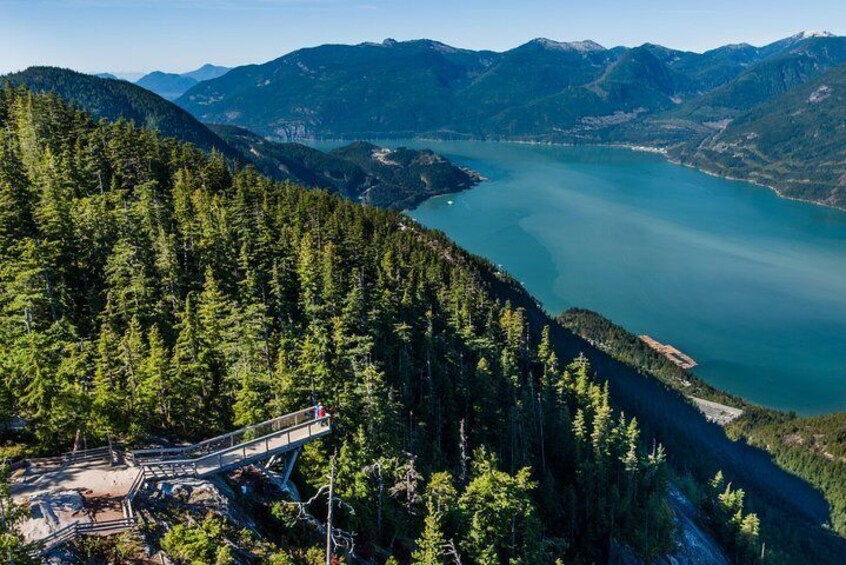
[665,156,846,213]
[312,135,845,419]
[304,135,846,214]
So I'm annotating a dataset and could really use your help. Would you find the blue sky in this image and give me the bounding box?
[2,0,844,75]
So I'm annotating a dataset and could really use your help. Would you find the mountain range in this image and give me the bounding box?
[175,32,840,140]
[135,63,230,100]
[669,57,846,208]
[175,31,846,208]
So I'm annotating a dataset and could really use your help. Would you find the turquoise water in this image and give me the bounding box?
[317,140,846,414]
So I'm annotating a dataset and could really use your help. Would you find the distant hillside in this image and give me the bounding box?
[182,39,497,140]
[172,33,846,209]
[172,38,720,140]
[672,61,846,208]
[135,63,230,100]
[136,71,198,100]
[612,35,846,165]
[667,36,846,124]
[181,63,229,82]
[329,140,482,209]
[210,124,369,194]
[2,66,236,157]
[212,125,480,209]
[644,42,764,92]
[0,68,478,211]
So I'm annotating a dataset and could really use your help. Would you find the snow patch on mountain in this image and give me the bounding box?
[797,30,836,39]
[531,38,606,52]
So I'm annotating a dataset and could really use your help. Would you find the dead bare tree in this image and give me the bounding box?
[389,453,423,515]
[282,478,357,559]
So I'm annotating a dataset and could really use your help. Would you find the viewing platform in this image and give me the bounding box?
[9,407,330,558]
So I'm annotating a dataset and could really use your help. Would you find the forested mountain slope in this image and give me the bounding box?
[175,34,821,142]
[671,61,846,208]
[175,37,759,140]
[3,66,237,157]
[0,85,676,563]
[727,409,846,535]
[1,69,476,211]
[211,125,480,209]
[560,308,846,539]
[666,35,846,124]
[2,85,844,563]
[181,39,499,140]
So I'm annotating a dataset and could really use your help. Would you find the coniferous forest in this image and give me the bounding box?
[561,307,846,540]
[4,83,846,565]
[0,86,683,563]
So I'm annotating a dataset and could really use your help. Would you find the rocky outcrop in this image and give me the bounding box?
[611,485,730,564]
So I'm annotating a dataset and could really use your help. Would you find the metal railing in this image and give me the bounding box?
[128,408,319,465]
[136,414,331,478]
[24,445,113,468]
[123,467,147,520]
[32,517,137,557]
[29,468,145,558]
[126,408,314,465]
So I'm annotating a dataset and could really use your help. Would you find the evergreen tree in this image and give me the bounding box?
[171,294,208,436]
[411,512,449,565]
[459,449,542,564]
[139,324,170,431]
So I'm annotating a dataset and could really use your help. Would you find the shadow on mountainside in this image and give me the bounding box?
[473,252,846,558]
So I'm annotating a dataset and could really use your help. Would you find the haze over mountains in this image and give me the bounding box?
[135,63,230,100]
[174,31,846,208]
